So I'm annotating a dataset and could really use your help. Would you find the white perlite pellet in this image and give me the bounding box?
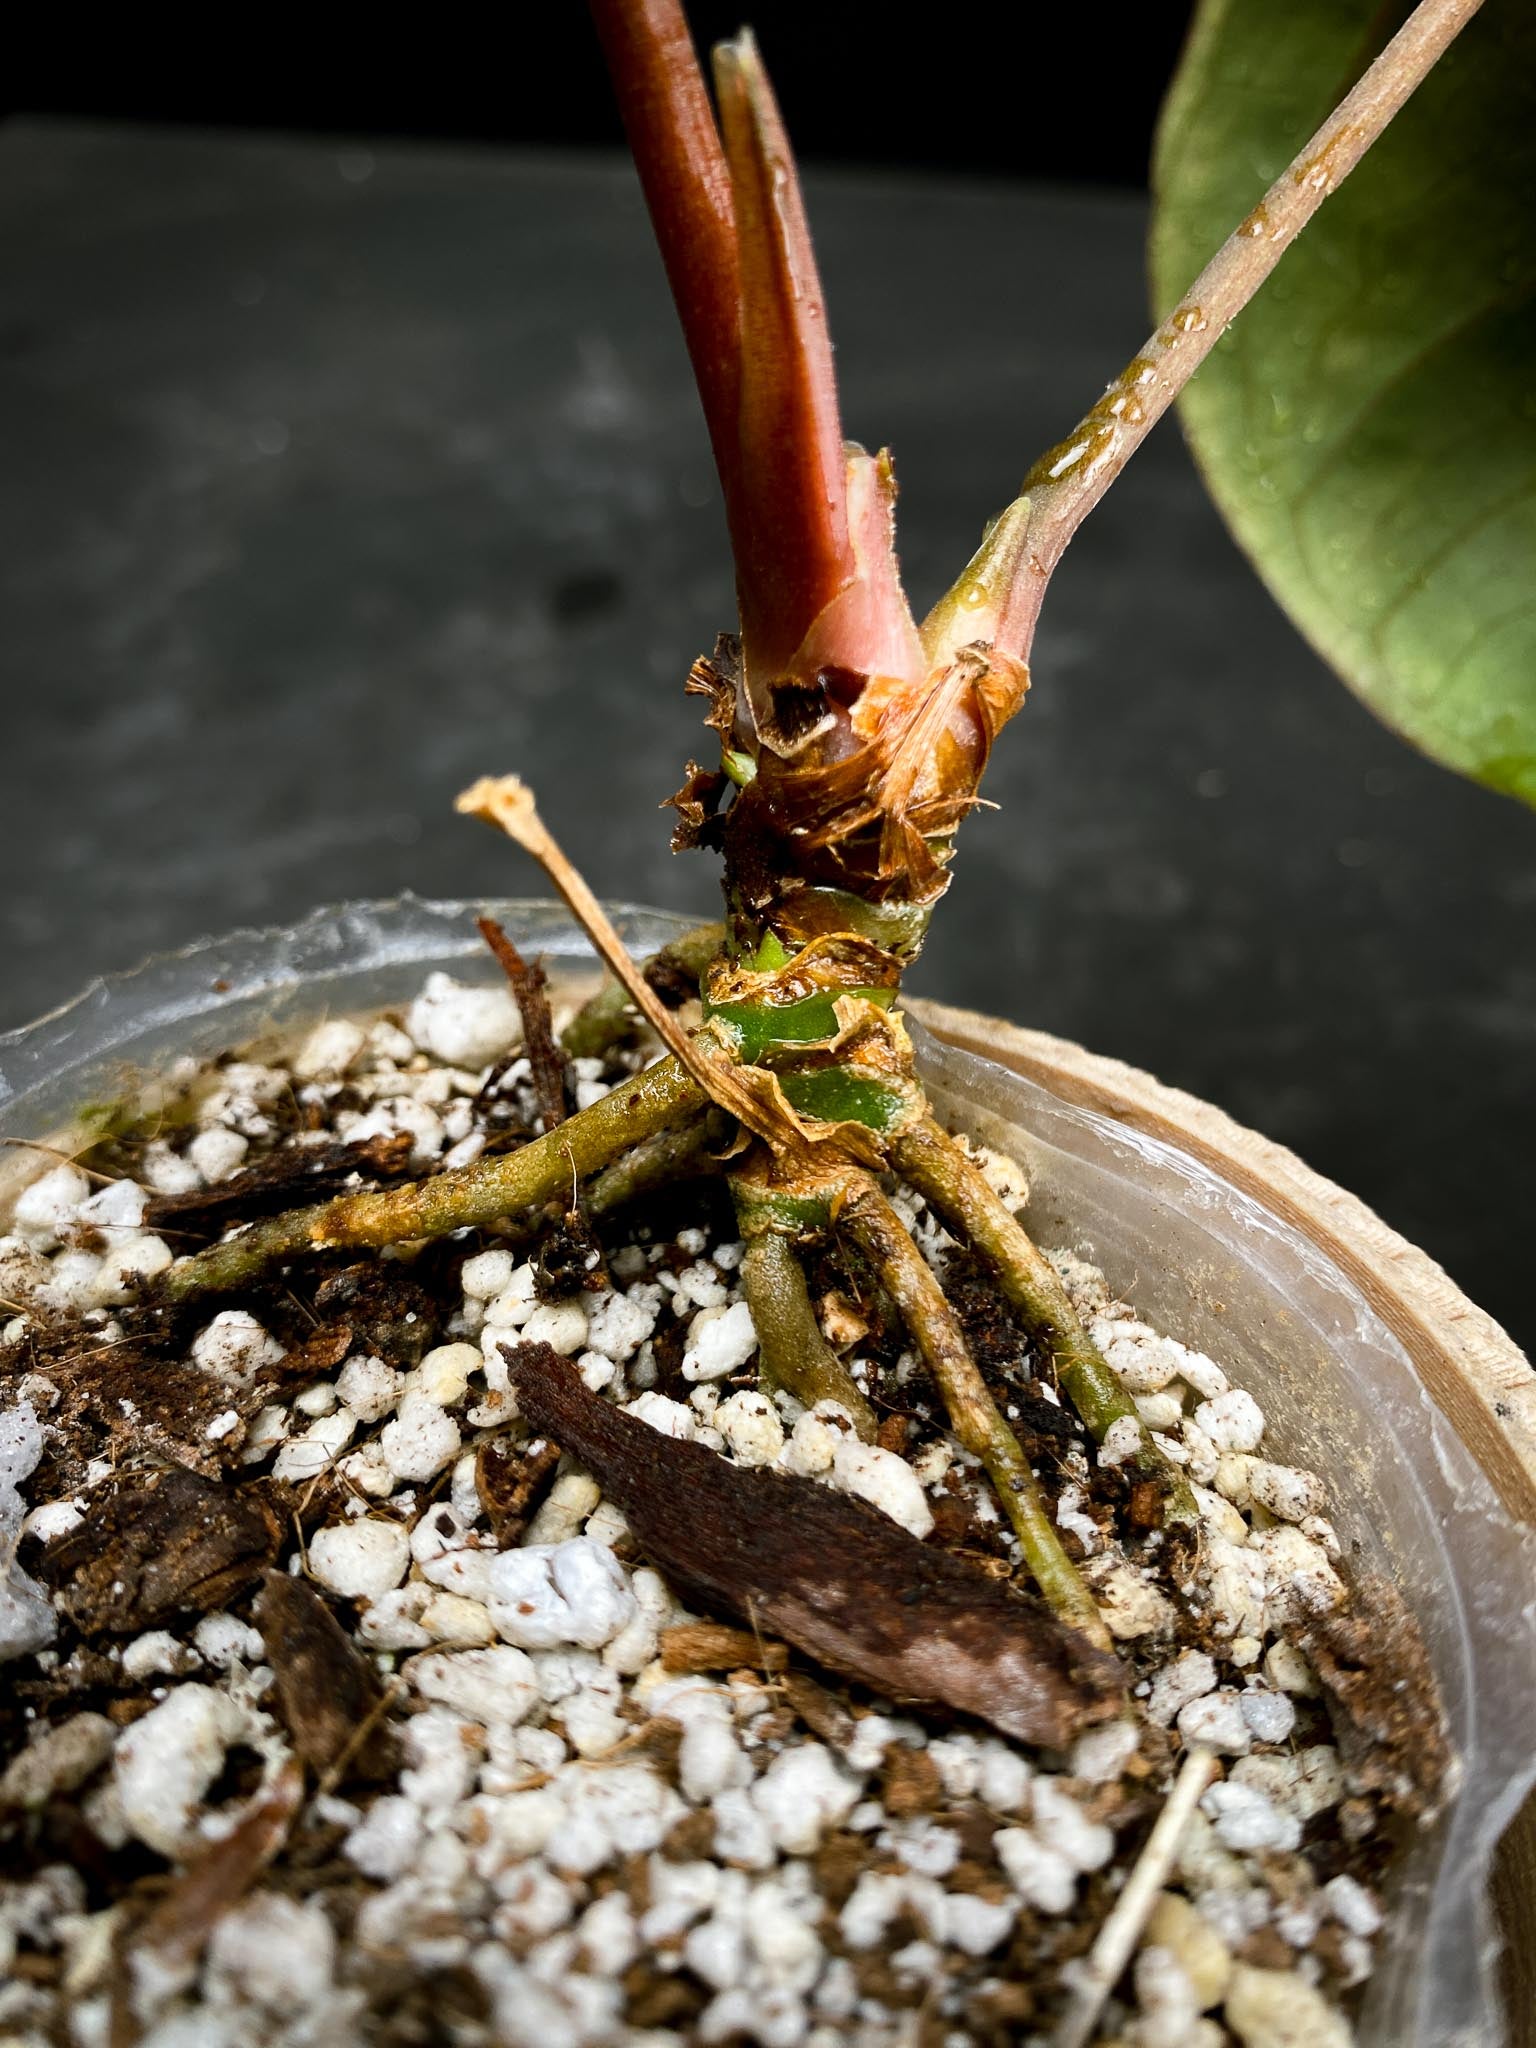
[1193,1389,1265,1454]
[1147,1648,1219,1727]
[273,1408,357,1483]
[291,1019,367,1081]
[714,1389,785,1467]
[1202,1780,1303,1855]
[112,1686,256,1856]
[462,1248,515,1300]
[626,1391,695,1440]
[1071,1719,1140,1785]
[778,1402,854,1478]
[206,1890,338,2016]
[11,1164,91,1249]
[1240,1688,1297,1746]
[407,972,521,1069]
[0,1712,115,1810]
[191,1309,285,1386]
[525,1472,603,1548]
[0,1236,50,1308]
[88,1233,173,1305]
[335,1353,404,1423]
[122,1632,200,1682]
[521,1300,590,1357]
[828,1439,934,1538]
[487,1540,637,1651]
[379,1393,461,1481]
[408,1646,540,1725]
[1245,1459,1330,1523]
[308,1518,411,1601]
[0,1402,56,1663]
[1178,1689,1253,1756]
[189,1127,249,1183]
[344,1794,423,1881]
[682,1300,759,1382]
[582,1285,659,1362]
[21,1497,81,1546]
[193,1613,262,1669]
[1225,1964,1353,2048]
[1323,1873,1383,1938]
[408,1342,477,1407]
[1098,1414,1146,1468]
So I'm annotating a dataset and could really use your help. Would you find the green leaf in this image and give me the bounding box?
[1150,1,1536,804]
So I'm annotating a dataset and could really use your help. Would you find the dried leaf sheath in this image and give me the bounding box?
[504,1341,1124,1746]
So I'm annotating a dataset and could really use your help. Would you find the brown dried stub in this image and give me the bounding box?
[736,637,1029,911]
[476,916,568,1133]
[674,630,1029,924]
[600,15,1037,932]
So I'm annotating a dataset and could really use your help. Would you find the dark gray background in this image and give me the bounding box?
[4,3,1195,190]
[2,123,1531,1350]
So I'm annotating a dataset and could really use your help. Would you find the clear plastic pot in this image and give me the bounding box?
[2,894,1532,2048]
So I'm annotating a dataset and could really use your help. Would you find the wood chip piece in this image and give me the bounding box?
[504,1343,1125,1747]
[253,1571,400,1779]
[40,1339,257,1477]
[1298,1579,1450,1818]
[881,1743,945,1816]
[42,1467,280,1633]
[659,1622,789,1674]
[476,1433,562,1547]
[781,1670,856,1747]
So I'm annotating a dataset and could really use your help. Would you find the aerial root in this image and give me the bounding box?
[736,1219,878,1440]
[890,1116,1198,1524]
[1050,1746,1219,2048]
[163,1056,705,1300]
[586,1105,732,1218]
[840,1175,1110,1646]
[560,920,726,1060]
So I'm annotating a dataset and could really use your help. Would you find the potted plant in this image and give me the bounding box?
[0,2,1531,2044]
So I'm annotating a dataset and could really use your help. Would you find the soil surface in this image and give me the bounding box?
[0,972,1447,2047]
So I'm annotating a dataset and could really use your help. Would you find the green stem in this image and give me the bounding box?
[737,1222,878,1440]
[586,1106,732,1216]
[560,921,726,1058]
[890,1117,1197,1524]
[840,1178,1110,1646]
[163,1057,706,1299]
